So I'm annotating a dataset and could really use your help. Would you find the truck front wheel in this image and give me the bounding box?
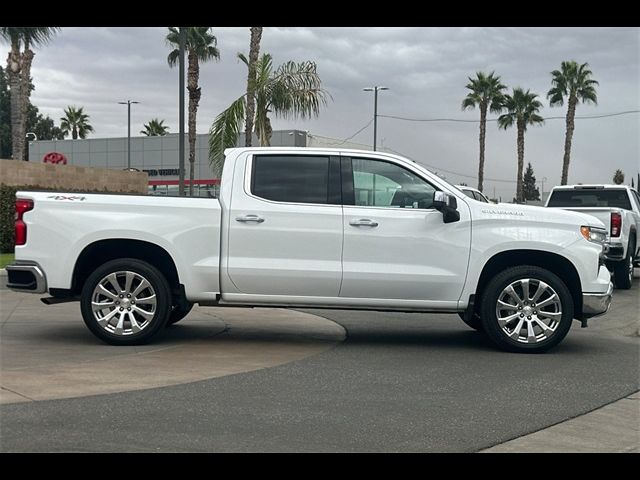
[480,266,574,353]
[80,258,172,345]
[612,238,635,290]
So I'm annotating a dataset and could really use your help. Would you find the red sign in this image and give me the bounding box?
[43,152,67,165]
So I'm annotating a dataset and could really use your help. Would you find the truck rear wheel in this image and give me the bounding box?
[480,266,574,353]
[80,258,172,345]
[613,238,635,290]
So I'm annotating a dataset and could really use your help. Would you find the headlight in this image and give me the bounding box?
[580,226,607,244]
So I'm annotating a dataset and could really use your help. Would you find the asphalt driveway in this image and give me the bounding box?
[0,279,637,452]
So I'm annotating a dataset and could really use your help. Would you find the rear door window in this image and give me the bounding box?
[251,155,330,204]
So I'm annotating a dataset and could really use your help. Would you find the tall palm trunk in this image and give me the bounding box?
[261,116,273,146]
[187,49,201,196]
[20,45,34,161]
[6,40,25,161]
[516,118,525,202]
[560,96,577,185]
[244,27,262,147]
[477,104,487,192]
[72,126,78,139]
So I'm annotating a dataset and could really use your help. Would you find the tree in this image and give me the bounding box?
[141,118,170,136]
[498,88,544,203]
[613,169,625,185]
[0,27,59,160]
[461,71,507,192]
[2,67,63,158]
[60,106,94,139]
[167,27,220,196]
[26,104,64,141]
[547,61,598,185]
[244,27,263,147]
[522,162,541,201]
[0,66,10,158]
[209,53,329,174]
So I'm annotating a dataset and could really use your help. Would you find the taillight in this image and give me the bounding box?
[610,212,622,238]
[15,198,34,246]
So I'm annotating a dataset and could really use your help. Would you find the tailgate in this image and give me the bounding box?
[550,207,614,233]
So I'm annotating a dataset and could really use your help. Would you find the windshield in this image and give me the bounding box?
[547,189,632,210]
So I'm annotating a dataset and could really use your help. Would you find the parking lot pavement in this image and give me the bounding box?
[0,290,345,404]
[0,275,637,452]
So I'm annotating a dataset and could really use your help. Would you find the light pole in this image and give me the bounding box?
[363,86,388,151]
[118,100,139,169]
[25,132,37,162]
[541,176,547,201]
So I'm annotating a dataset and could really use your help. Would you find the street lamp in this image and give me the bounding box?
[363,86,389,151]
[118,100,140,170]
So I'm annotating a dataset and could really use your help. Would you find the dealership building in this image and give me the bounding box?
[28,130,377,196]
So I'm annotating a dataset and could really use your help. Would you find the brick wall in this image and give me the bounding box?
[0,160,148,193]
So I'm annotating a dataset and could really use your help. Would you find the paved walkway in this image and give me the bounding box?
[0,290,345,404]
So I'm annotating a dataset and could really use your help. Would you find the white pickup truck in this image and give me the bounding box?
[546,185,640,289]
[7,147,613,353]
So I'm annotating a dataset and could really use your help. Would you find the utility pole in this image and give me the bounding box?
[363,86,389,151]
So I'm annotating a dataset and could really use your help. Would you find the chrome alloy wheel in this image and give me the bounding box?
[91,271,157,336]
[495,278,562,344]
[628,254,634,284]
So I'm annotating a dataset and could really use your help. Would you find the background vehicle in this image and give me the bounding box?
[546,185,640,289]
[7,148,612,353]
[456,185,491,203]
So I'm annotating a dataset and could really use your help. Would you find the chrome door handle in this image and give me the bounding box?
[349,218,379,227]
[236,214,265,223]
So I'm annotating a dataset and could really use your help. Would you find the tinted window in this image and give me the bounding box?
[352,158,436,209]
[461,189,475,199]
[547,189,632,210]
[252,155,329,204]
[472,191,488,202]
[632,190,640,211]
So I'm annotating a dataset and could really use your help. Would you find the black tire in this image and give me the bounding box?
[480,265,574,353]
[613,238,635,290]
[167,302,194,326]
[457,312,484,332]
[80,258,172,345]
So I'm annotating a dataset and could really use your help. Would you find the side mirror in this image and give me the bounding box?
[433,191,460,223]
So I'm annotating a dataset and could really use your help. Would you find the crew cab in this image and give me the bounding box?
[7,148,613,353]
[546,184,640,289]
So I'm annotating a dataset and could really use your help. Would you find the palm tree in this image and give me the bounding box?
[461,71,507,192]
[0,27,59,160]
[547,61,598,185]
[167,27,220,196]
[141,118,170,136]
[498,88,544,202]
[209,53,328,175]
[60,106,94,139]
[244,27,263,147]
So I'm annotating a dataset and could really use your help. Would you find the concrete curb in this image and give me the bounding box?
[481,391,640,453]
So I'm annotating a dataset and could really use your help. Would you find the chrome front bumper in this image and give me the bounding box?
[5,262,47,294]
[581,281,614,319]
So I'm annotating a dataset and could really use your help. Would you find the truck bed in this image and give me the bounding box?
[14,191,222,301]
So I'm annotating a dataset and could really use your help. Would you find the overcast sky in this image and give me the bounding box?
[3,27,638,198]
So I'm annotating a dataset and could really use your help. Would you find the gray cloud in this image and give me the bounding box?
[2,26,638,198]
